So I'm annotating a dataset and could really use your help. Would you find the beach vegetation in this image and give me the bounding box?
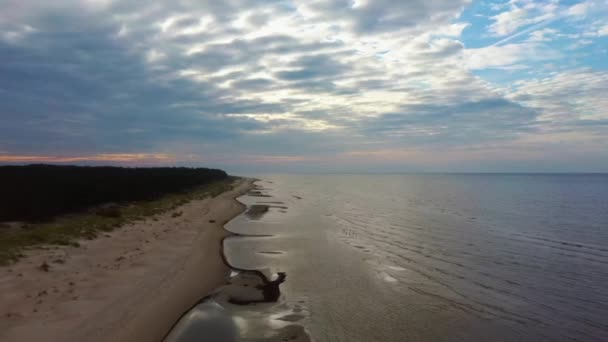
[0,165,235,265]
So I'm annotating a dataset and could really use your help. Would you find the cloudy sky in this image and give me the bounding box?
[1,0,607,172]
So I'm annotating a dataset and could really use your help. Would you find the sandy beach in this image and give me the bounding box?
[0,178,254,342]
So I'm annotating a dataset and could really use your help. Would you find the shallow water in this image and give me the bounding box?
[171,174,608,341]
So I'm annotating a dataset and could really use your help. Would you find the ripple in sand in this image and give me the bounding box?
[246,205,270,220]
[258,251,284,255]
[247,190,272,198]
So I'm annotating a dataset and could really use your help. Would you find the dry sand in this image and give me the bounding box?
[0,178,254,342]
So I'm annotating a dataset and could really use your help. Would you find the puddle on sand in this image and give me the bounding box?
[246,205,270,220]
[246,204,289,220]
[247,187,273,198]
[164,300,238,342]
[164,183,311,342]
[165,270,310,342]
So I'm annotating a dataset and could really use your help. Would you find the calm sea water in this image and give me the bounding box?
[223,174,608,341]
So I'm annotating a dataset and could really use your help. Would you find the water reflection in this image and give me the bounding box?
[164,300,239,342]
[164,181,310,342]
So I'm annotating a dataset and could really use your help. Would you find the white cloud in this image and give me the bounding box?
[580,19,608,37]
[431,22,471,37]
[463,42,560,70]
[145,49,166,63]
[565,2,592,17]
[527,28,558,42]
[0,25,36,44]
[507,69,608,124]
[488,0,559,37]
[294,0,471,35]
[489,1,606,46]
[490,6,529,36]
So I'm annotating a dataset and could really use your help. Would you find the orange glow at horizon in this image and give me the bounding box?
[0,153,174,164]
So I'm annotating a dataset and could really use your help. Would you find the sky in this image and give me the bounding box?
[1,0,607,173]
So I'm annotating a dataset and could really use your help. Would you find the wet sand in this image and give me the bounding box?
[0,178,254,342]
[164,183,311,342]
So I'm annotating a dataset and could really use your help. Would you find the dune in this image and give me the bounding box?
[0,178,254,342]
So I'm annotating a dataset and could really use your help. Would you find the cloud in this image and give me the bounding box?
[0,21,277,154]
[490,6,530,36]
[488,1,558,37]
[0,0,606,171]
[565,2,592,17]
[275,54,350,81]
[359,98,539,143]
[507,69,608,125]
[463,42,560,69]
[526,28,558,42]
[490,1,605,46]
[295,0,471,34]
[415,39,465,59]
[584,22,608,37]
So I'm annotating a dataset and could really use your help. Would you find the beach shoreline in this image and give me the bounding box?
[163,180,312,342]
[0,177,254,342]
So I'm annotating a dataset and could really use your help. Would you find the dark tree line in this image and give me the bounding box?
[0,164,228,222]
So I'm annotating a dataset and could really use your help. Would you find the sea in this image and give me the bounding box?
[173,174,608,341]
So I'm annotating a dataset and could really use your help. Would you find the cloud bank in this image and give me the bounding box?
[0,0,607,171]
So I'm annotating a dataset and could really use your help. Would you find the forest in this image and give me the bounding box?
[0,164,228,222]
